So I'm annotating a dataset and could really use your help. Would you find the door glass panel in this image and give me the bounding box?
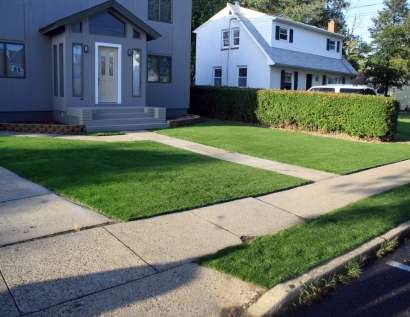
[101,50,106,76]
[109,51,114,77]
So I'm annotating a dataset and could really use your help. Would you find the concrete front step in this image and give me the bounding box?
[84,118,165,126]
[86,122,170,132]
[94,112,153,119]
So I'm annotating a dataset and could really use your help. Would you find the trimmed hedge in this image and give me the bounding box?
[190,86,399,141]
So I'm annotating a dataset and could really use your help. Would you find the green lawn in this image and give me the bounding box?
[198,182,410,289]
[396,113,410,142]
[0,137,306,221]
[157,120,410,175]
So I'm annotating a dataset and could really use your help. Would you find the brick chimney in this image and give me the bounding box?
[328,19,337,33]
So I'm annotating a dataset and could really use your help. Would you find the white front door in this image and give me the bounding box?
[98,46,118,102]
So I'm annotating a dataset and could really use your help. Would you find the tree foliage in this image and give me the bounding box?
[365,0,410,96]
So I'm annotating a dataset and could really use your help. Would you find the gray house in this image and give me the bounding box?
[0,0,191,131]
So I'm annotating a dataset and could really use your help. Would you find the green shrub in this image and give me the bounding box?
[190,86,399,141]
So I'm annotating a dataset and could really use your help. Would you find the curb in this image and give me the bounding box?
[246,220,410,317]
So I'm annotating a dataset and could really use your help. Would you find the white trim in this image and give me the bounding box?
[95,42,122,104]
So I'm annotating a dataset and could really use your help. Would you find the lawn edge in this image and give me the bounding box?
[246,220,410,317]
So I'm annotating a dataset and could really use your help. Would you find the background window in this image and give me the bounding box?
[0,43,25,78]
[232,28,240,46]
[284,72,292,90]
[279,27,288,40]
[90,12,125,36]
[214,68,222,86]
[222,30,229,47]
[53,45,58,96]
[327,39,336,51]
[148,0,172,23]
[71,22,82,33]
[238,67,247,87]
[72,44,83,97]
[148,55,171,83]
[132,49,141,96]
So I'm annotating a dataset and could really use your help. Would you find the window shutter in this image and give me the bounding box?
[280,70,285,90]
[337,41,340,52]
[294,71,298,90]
[275,26,280,41]
[289,29,293,43]
[322,75,327,85]
[342,77,345,84]
[326,38,330,51]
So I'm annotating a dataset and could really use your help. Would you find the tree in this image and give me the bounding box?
[365,0,410,96]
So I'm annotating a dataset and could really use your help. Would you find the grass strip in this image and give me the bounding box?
[157,120,410,175]
[0,136,306,221]
[396,114,410,142]
[198,182,410,289]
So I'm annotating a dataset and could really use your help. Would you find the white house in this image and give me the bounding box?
[194,3,358,90]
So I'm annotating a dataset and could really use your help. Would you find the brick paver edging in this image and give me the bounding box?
[167,115,201,127]
[0,123,87,134]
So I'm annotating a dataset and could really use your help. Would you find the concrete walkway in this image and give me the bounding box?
[0,131,410,316]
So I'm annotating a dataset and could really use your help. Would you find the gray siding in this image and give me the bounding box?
[0,0,191,121]
[146,0,191,116]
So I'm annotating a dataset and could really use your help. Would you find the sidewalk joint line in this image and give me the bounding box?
[0,192,51,204]
[102,227,160,273]
[0,269,22,316]
[254,197,309,221]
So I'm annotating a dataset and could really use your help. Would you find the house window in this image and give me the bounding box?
[213,67,222,86]
[132,49,141,96]
[148,55,171,83]
[275,26,293,43]
[53,45,58,96]
[327,39,340,52]
[284,72,292,90]
[148,0,172,23]
[0,42,25,78]
[280,27,288,40]
[90,12,125,37]
[59,43,64,97]
[71,22,82,33]
[328,76,338,84]
[72,44,83,97]
[222,30,229,48]
[133,29,140,39]
[238,67,247,87]
[232,28,240,46]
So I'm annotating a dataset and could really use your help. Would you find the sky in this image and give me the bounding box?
[344,0,385,43]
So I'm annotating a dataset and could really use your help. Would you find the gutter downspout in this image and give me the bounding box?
[226,17,237,86]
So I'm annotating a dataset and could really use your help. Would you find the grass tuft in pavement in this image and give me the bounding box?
[198,182,410,289]
[0,136,306,221]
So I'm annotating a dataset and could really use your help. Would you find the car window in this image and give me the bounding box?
[340,88,363,94]
[320,88,335,92]
[364,88,376,95]
[309,88,321,91]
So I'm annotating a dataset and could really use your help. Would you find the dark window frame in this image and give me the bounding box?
[59,43,64,97]
[148,0,173,23]
[53,45,58,96]
[72,43,83,97]
[71,22,82,33]
[0,41,26,79]
[147,54,172,83]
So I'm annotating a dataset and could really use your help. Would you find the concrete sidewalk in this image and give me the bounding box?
[1,131,410,316]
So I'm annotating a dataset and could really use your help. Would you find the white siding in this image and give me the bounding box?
[246,16,272,45]
[195,14,270,88]
[271,22,342,59]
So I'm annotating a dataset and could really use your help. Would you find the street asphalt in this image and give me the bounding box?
[0,131,409,316]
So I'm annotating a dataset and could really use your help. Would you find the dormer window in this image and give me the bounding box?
[275,26,293,43]
[327,39,341,52]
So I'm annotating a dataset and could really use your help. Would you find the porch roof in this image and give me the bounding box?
[39,0,161,41]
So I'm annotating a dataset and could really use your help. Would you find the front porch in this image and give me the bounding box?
[66,107,169,132]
